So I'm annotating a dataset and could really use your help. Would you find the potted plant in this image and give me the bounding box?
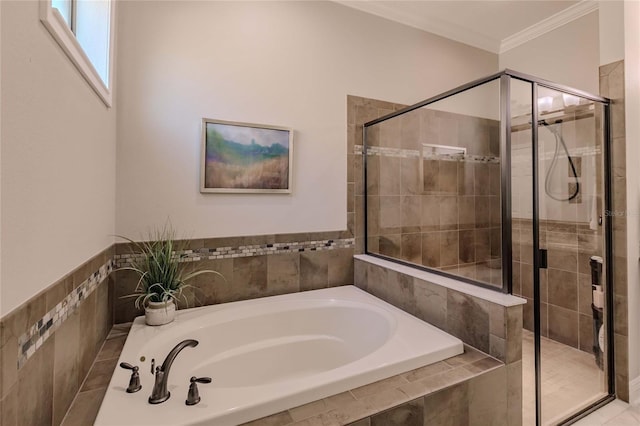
[118,225,224,326]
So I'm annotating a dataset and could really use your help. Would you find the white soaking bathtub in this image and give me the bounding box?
[95,286,463,426]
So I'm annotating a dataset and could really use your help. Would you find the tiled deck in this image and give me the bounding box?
[60,324,131,426]
[243,345,502,425]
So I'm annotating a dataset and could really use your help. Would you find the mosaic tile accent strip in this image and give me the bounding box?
[115,238,355,268]
[17,259,115,369]
[354,144,500,163]
[512,147,601,163]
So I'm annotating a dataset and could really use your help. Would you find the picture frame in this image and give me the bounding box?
[200,118,293,194]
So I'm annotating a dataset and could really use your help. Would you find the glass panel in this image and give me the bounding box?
[510,78,536,425]
[51,0,72,27]
[536,87,607,424]
[75,0,111,85]
[365,78,503,288]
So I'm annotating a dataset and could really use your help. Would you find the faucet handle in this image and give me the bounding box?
[185,376,212,406]
[119,362,142,393]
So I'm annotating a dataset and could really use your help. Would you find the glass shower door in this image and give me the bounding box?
[535,87,608,424]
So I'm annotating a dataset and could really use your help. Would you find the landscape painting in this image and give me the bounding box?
[201,119,293,193]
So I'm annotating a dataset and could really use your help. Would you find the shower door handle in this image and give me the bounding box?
[539,249,548,269]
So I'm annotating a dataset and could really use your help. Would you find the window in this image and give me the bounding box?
[40,0,114,107]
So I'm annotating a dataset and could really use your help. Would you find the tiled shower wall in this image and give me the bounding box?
[512,218,602,354]
[510,104,605,354]
[357,97,503,286]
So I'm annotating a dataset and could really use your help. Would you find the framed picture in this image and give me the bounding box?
[200,118,293,193]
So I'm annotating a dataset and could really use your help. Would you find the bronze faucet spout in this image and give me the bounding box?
[148,339,199,404]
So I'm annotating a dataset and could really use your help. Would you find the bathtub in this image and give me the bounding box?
[95,286,463,426]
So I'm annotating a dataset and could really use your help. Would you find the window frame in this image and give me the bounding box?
[39,0,115,107]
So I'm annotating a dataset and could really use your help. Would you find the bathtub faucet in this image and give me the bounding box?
[148,339,199,404]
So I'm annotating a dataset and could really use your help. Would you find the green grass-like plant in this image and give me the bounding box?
[118,225,224,310]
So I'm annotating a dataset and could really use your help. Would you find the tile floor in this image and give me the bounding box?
[522,330,607,425]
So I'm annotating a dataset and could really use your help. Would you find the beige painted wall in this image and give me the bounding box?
[115,0,498,239]
[0,1,117,314]
[600,1,624,65]
[499,11,600,94]
[500,11,601,224]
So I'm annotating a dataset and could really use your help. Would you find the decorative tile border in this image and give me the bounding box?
[354,144,500,163]
[114,238,355,268]
[512,146,601,163]
[17,259,115,369]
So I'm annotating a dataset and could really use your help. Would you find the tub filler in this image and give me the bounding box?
[95,286,463,425]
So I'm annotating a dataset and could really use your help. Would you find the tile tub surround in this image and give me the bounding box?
[53,332,505,426]
[52,332,508,426]
[17,259,115,369]
[599,60,629,402]
[114,231,356,323]
[354,254,524,425]
[61,324,131,426]
[0,246,115,426]
[243,345,508,426]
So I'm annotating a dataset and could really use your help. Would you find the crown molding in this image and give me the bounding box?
[334,1,501,53]
[499,0,599,54]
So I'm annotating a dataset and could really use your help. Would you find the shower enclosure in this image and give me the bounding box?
[362,70,612,425]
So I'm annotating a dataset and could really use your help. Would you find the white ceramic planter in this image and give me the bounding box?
[145,300,176,326]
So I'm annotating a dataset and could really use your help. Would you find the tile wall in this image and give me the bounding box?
[510,94,605,357]
[348,94,405,255]
[0,247,115,426]
[113,232,355,323]
[512,218,603,354]
[600,60,629,402]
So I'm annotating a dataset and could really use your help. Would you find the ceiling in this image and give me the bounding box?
[335,0,597,54]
